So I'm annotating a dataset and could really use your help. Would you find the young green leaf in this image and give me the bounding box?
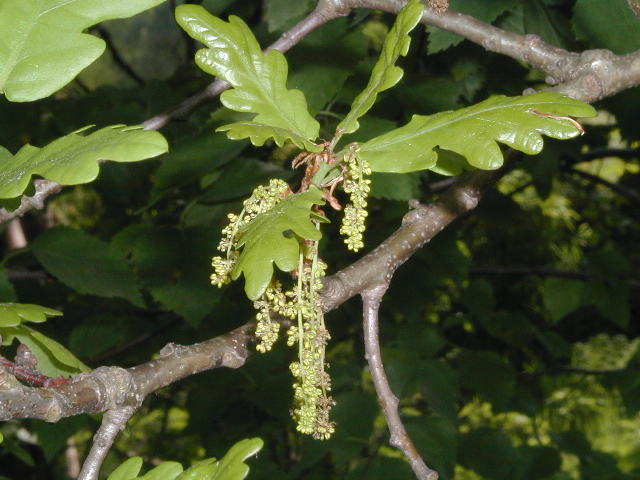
[337,0,423,136]
[0,125,168,199]
[204,437,263,480]
[0,0,165,102]
[358,92,597,173]
[138,462,183,480]
[0,303,62,328]
[10,325,89,377]
[232,188,325,300]
[175,5,321,152]
[106,457,144,480]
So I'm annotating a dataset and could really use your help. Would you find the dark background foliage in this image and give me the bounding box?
[0,0,639,478]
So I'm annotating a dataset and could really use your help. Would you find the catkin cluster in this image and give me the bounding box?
[210,178,290,286]
[340,145,371,251]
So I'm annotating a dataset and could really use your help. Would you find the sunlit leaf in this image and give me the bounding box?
[10,325,89,377]
[232,187,324,300]
[0,303,62,328]
[0,0,165,102]
[107,457,144,480]
[206,437,263,480]
[175,5,320,151]
[0,125,168,199]
[216,122,316,150]
[138,462,183,480]
[358,92,596,173]
[337,0,423,135]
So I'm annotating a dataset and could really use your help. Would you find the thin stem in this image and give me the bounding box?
[362,287,438,480]
[77,406,137,480]
[297,251,306,405]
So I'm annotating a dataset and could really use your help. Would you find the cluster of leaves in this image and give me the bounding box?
[175,0,594,442]
[106,438,262,480]
[0,0,638,479]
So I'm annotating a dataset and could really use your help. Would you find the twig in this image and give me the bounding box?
[0,322,254,422]
[0,179,63,224]
[362,287,438,480]
[77,406,137,480]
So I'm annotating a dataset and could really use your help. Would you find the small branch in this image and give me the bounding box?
[94,26,145,87]
[0,322,254,422]
[362,287,438,480]
[142,0,350,131]
[77,406,137,480]
[0,179,63,225]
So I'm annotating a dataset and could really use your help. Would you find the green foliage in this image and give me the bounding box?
[0,0,166,102]
[359,92,596,173]
[175,5,320,152]
[573,0,640,54]
[106,438,263,480]
[3,325,89,377]
[0,303,61,327]
[0,304,87,377]
[2,0,640,479]
[337,0,423,135]
[112,225,220,326]
[32,227,143,306]
[232,187,324,300]
[0,125,167,199]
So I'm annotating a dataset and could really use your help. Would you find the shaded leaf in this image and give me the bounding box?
[152,131,246,195]
[406,417,457,479]
[369,172,421,200]
[541,277,584,323]
[337,0,423,135]
[198,158,292,204]
[573,0,640,54]
[458,350,515,410]
[0,266,16,302]
[113,225,221,326]
[176,5,320,151]
[0,0,165,102]
[264,0,315,33]
[0,125,167,199]
[32,227,143,306]
[0,303,62,328]
[359,92,596,173]
[459,428,520,480]
[233,187,325,300]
